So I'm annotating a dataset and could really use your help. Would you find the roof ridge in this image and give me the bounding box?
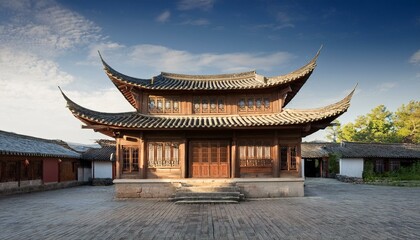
[342,141,419,146]
[161,70,256,81]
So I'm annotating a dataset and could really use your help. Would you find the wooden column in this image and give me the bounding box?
[180,139,187,178]
[297,142,302,178]
[115,139,121,179]
[231,133,237,178]
[139,133,146,179]
[273,131,280,177]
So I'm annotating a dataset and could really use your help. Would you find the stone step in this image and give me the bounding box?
[180,182,236,187]
[176,186,240,193]
[173,193,241,200]
[175,200,239,204]
[171,182,244,203]
[174,191,241,197]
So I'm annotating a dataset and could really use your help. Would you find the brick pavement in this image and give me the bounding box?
[0,178,419,240]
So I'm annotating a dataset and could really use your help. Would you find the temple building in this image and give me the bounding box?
[61,49,354,199]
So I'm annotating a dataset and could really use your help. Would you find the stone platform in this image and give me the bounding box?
[113,178,304,198]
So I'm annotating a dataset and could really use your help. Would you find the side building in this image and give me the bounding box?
[301,142,420,179]
[0,130,83,194]
[82,140,116,185]
[61,49,354,198]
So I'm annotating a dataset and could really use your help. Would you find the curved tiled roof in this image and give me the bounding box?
[100,49,320,109]
[60,87,354,131]
[301,142,420,159]
[0,130,80,158]
[82,144,116,161]
[329,142,420,159]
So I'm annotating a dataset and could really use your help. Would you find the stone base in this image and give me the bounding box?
[114,178,304,198]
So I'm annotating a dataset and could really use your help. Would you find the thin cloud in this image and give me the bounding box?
[126,44,294,74]
[180,18,210,26]
[156,10,171,23]
[409,49,420,65]
[377,82,397,92]
[0,0,103,56]
[177,0,214,11]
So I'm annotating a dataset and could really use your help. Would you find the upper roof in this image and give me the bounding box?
[301,142,420,159]
[0,130,80,158]
[100,49,320,108]
[60,86,354,134]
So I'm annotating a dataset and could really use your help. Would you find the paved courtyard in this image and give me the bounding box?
[0,178,419,240]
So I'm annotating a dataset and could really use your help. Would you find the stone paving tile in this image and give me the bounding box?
[0,178,419,240]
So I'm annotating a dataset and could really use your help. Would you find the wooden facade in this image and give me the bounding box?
[62,49,354,181]
[0,130,82,193]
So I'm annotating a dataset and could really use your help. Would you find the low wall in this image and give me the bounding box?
[0,181,86,196]
[114,178,305,198]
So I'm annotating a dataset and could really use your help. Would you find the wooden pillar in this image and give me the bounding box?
[139,133,146,179]
[231,132,237,178]
[115,139,121,179]
[297,142,302,178]
[273,131,279,177]
[180,139,187,178]
[323,157,329,178]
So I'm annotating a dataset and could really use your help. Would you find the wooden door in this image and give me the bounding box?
[190,140,229,178]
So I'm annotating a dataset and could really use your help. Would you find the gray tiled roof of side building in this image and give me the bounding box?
[0,130,80,158]
[82,140,116,161]
[301,142,420,159]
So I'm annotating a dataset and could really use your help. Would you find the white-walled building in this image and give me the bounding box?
[302,142,420,179]
[82,140,116,180]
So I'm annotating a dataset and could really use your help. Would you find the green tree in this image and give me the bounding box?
[394,100,420,143]
[338,105,397,143]
[325,119,341,142]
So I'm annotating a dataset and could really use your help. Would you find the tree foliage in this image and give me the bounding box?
[393,100,420,143]
[327,101,419,144]
[325,119,341,143]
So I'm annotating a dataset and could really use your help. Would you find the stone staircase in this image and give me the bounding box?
[170,182,244,204]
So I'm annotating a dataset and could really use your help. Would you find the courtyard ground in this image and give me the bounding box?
[0,178,419,239]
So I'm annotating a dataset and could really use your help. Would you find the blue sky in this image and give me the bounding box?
[0,0,419,144]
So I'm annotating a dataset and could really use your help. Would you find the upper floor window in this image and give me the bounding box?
[238,95,271,113]
[149,96,180,114]
[193,96,225,114]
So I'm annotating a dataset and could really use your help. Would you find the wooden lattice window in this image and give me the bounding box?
[193,96,225,114]
[390,160,400,171]
[148,96,180,114]
[238,95,271,112]
[375,159,384,173]
[148,142,180,168]
[5,162,18,181]
[280,146,297,171]
[239,140,272,167]
[122,146,139,173]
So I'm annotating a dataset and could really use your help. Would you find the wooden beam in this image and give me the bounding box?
[82,125,109,130]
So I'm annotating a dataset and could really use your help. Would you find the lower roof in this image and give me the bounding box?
[60,88,354,133]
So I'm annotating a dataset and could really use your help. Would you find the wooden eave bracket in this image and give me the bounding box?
[82,124,109,130]
[303,123,311,132]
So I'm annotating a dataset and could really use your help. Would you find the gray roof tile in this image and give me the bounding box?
[0,130,80,158]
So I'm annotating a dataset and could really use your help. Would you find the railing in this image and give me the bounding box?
[240,159,272,167]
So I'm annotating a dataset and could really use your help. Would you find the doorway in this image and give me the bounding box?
[189,140,230,178]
